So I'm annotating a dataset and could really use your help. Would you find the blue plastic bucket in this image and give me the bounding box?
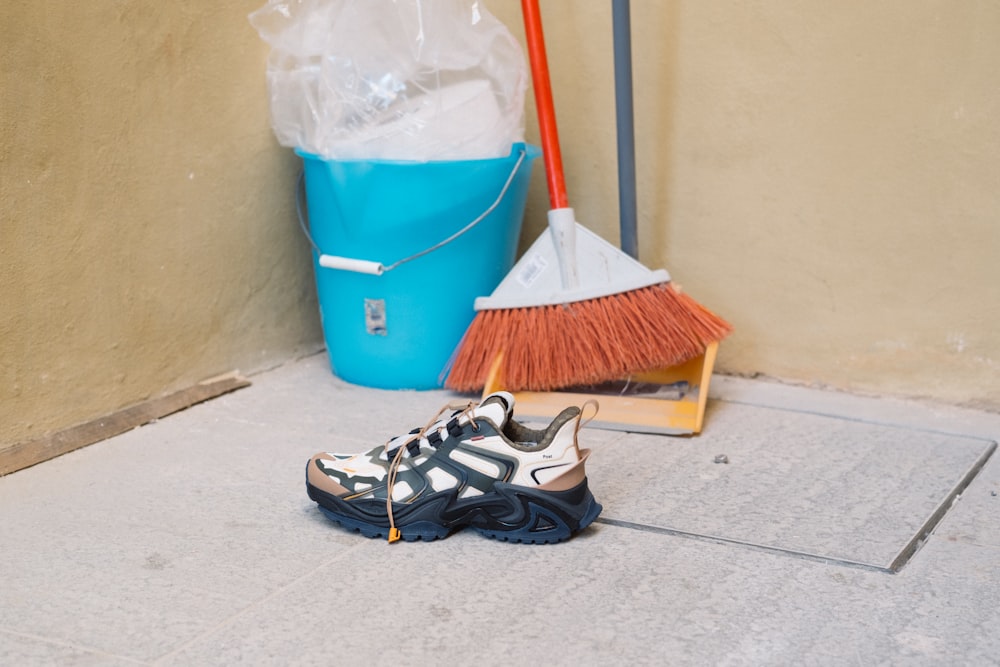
[297,143,539,390]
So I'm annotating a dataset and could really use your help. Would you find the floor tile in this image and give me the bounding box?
[585,400,995,569]
[0,630,140,666]
[3,354,999,665]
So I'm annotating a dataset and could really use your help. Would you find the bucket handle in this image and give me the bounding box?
[296,148,528,276]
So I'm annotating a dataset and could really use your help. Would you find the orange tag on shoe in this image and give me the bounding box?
[388,527,401,543]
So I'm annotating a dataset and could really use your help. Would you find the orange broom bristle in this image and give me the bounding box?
[445,282,732,392]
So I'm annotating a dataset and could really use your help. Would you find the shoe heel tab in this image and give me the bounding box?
[552,398,599,430]
[535,448,592,492]
[573,399,600,439]
[548,399,599,458]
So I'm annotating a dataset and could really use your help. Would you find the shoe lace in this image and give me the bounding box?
[385,400,479,543]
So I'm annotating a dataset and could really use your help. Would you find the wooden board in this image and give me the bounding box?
[0,372,250,476]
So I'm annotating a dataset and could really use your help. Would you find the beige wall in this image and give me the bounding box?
[1,2,323,447]
[3,1,998,449]
[490,0,1000,410]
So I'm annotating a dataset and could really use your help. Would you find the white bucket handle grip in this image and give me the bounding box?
[296,148,528,276]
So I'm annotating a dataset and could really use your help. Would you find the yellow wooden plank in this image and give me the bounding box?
[479,341,721,434]
[512,391,700,432]
[632,352,706,386]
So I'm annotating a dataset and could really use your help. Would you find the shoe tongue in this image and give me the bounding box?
[476,391,514,426]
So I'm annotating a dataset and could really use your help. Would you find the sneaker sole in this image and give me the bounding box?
[306,466,603,544]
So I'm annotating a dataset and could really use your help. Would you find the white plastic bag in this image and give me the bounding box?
[249,0,527,161]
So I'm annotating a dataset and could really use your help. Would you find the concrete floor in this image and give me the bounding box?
[2,352,998,666]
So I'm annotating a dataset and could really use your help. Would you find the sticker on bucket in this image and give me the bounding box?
[365,299,387,336]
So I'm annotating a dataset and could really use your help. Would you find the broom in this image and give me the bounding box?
[446,0,731,393]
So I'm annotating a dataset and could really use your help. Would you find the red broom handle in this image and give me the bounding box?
[521,0,570,210]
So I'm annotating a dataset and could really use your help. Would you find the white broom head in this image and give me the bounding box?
[475,208,670,310]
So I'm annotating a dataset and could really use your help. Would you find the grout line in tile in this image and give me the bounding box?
[716,398,999,443]
[594,517,893,574]
[149,542,369,665]
[0,627,148,665]
[886,440,998,573]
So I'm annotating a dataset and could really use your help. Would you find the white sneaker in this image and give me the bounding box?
[306,392,602,543]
